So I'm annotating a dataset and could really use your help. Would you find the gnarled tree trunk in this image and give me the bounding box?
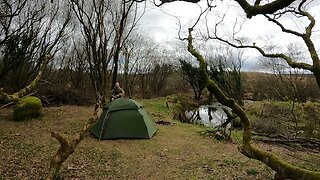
[46,104,100,180]
[187,28,320,180]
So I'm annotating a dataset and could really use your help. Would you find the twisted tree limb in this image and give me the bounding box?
[0,54,52,103]
[187,28,320,180]
[208,0,320,90]
[234,0,296,18]
[46,103,100,180]
[141,0,296,18]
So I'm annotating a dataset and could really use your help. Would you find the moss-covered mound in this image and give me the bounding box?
[13,96,43,121]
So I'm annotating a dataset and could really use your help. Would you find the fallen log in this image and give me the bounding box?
[252,132,320,152]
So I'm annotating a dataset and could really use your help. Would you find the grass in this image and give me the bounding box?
[245,100,320,139]
[246,168,259,175]
[0,97,319,179]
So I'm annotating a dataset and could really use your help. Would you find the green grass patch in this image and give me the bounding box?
[109,149,122,165]
[246,168,259,175]
[139,97,169,112]
[139,97,173,120]
[231,130,243,144]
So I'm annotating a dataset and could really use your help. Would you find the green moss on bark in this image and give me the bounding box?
[187,28,320,179]
[13,96,43,121]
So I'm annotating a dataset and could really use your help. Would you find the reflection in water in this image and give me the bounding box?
[185,103,231,128]
[208,107,213,121]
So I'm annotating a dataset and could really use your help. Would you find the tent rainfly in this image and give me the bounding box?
[91,98,156,139]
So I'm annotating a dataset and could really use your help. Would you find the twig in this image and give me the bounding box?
[0,91,38,108]
[1,102,15,108]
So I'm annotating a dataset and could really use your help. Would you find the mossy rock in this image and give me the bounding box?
[13,96,43,121]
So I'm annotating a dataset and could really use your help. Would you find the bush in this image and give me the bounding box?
[37,85,94,106]
[252,117,286,136]
[13,96,42,121]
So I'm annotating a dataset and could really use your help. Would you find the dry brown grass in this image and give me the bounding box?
[0,98,319,179]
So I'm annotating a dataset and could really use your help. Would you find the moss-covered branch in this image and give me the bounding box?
[264,1,320,90]
[204,0,320,94]
[0,54,51,103]
[187,28,320,179]
[210,35,314,72]
[46,103,100,180]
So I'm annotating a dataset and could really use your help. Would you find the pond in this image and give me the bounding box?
[185,100,255,128]
[185,102,232,128]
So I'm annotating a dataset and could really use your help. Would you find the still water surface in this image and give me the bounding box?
[185,102,231,127]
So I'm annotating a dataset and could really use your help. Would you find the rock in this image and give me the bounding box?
[13,96,43,121]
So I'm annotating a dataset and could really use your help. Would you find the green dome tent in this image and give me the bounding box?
[91,98,156,139]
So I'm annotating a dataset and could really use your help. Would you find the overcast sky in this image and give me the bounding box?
[137,0,320,71]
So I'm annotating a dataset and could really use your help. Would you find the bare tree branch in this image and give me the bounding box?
[208,34,314,72]
[135,0,297,18]
[234,0,296,18]
[264,14,303,37]
[47,103,100,180]
[187,26,320,180]
[205,1,320,88]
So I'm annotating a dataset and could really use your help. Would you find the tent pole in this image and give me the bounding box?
[99,109,110,140]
